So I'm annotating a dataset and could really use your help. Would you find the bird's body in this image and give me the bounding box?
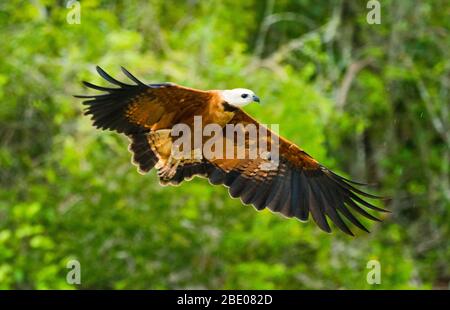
[77,66,388,236]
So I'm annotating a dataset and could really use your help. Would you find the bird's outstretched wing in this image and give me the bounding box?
[76,66,212,173]
[197,110,388,236]
[76,66,210,134]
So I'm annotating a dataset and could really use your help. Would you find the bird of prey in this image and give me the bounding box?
[76,66,388,236]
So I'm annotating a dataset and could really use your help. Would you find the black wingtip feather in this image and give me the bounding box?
[76,67,152,134]
[313,177,355,236]
[331,176,385,200]
[82,80,121,92]
[325,169,371,186]
[96,66,133,88]
[121,66,146,86]
[320,177,370,233]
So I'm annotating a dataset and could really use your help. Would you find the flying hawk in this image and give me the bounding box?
[76,66,388,236]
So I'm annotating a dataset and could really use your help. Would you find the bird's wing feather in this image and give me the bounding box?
[202,110,388,236]
[76,66,211,134]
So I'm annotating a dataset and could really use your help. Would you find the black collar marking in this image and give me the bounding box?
[222,101,238,112]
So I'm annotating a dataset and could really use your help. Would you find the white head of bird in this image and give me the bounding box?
[220,88,260,107]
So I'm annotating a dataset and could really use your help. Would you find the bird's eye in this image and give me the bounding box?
[241,94,248,98]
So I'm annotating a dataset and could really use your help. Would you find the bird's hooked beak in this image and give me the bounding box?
[252,95,260,104]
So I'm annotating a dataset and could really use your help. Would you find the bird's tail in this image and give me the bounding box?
[128,133,158,174]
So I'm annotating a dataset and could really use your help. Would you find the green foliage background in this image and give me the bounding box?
[0,0,448,289]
